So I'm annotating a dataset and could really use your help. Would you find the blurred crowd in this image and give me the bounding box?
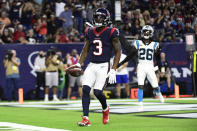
[120,0,197,43]
[0,0,197,44]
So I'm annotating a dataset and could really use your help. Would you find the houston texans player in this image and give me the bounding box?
[118,25,164,109]
[68,8,121,126]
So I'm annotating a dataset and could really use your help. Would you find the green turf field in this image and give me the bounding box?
[0,98,197,131]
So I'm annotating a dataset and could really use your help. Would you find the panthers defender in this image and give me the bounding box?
[67,8,121,126]
[118,25,164,108]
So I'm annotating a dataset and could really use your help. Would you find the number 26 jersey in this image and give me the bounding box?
[85,27,119,63]
[133,40,159,65]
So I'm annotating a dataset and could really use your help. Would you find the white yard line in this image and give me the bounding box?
[0,98,196,105]
[0,122,70,131]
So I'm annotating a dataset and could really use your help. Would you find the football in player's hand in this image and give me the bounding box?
[66,66,83,77]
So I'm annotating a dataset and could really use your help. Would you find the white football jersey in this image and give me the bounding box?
[133,40,159,65]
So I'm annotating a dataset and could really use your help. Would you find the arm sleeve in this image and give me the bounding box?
[119,33,137,54]
[117,46,138,68]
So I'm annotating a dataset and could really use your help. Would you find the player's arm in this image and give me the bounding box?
[78,39,90,66]
[111,37,121,70]
[117,46,138,68]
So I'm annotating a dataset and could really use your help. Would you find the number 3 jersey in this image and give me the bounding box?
[85,27,119,63]
[133,40,159,66]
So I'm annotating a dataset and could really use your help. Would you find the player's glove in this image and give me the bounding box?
[107,69,116,84]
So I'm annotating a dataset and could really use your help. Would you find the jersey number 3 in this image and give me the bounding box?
[93,40,103,55]
[139,48,153,60]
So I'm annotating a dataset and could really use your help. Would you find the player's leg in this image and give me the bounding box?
[147,68,164,103]
[78,63,95,126]
[94,63,109,124]
[137,65,146,103]
[116,75,121,98]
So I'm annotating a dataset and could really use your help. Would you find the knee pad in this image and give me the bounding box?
[82,85,91,94]
[93,89,103,97]
[138,85,144,90]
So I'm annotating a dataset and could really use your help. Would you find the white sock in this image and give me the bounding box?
[53,94,57,99]
[45,94,48,98]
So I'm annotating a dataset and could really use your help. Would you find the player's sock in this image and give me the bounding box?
[94,89,107,110]
[137,89,143,102]
[82,85,91,116]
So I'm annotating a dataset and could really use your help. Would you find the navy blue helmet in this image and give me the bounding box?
[93,8,111,27]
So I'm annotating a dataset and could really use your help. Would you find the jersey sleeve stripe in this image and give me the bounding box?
[110,28,116,37]
[136,40,139,49]
[86,27,89,36]
[153,42,157,49]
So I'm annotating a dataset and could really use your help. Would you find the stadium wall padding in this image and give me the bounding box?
[0,43,192,99]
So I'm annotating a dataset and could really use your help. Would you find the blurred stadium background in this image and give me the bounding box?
[0,0,196,100]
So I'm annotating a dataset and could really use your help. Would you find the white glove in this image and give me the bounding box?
[107,69,116,84]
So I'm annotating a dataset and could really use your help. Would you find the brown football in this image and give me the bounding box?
[67,66,83,77]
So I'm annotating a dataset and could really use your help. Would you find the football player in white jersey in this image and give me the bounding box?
[118,25,164,108]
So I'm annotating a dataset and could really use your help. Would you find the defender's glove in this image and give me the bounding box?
[107,69,116,84]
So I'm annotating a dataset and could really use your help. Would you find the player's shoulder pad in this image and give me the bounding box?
[110,27,119,37]
[134,39,141,49]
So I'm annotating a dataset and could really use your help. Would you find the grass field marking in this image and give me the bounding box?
[0,98,197,105]
[157,113,197,118]
[0,122,70,131]
[3,102,168,108]
[141,112,197,119]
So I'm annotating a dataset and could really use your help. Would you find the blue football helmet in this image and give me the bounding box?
[93,8,111,27]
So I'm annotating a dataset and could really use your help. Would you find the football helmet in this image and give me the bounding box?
[93,8,111,27]
[141,25,154,39]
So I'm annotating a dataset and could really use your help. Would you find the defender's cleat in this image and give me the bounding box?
[103,106,109,124]
[78,116,91,126]
[156,92,165,103]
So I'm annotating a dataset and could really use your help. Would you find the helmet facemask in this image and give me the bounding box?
[141,25,154,39]
[93,8,110,27]
[142,30,151,39]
